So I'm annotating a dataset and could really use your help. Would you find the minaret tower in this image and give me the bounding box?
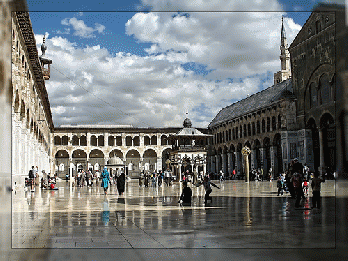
[39,35,52,80]
[274,17,291,85]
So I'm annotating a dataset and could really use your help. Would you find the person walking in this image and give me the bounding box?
[292,171,304,208]
[158,172,163,187]
[101,167,110,195]
[199,176,220,204]
[28,166,35,191]
[311,172,323,209]
[179,181,192,206]
[116,172,126,196]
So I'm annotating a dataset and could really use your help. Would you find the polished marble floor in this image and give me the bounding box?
[12,179,336,249]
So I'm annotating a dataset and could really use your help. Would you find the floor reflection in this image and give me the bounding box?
[12,180,336,248]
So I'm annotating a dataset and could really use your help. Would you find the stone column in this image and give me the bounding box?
[105,133,109,147]
[178,164,182,181]
[250,150,256,170]
[122,133,126,147]
[260,147,266,177]
[104,157,109,170]
[215,155,220,173]
[140,133,144,147]
[157,134,161,147]
[209,155,214,174]
[222,153,227,174]
[242,147,251,182]
[227,152,232,175]
[270,146,277,178]
[69,157,73,181]
[319,128,325,175]
[87,133,91,147]
[157,156,162,172]
[235,152,242,176]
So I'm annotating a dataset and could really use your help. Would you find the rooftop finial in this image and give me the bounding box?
[41,35,47,57]
[281,16,286,40]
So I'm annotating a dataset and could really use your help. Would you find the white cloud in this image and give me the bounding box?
[126,9,301,80]
[36,0,305,128]
[61,17,106,38]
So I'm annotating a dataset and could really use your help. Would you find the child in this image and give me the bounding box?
[303,179,309,196]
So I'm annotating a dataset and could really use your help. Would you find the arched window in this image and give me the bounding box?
[267,117,270,132]
[98,136,104,146]
[150,135,157,145]
[91,135,97,146]
[116,136,122,146]
[310,82,317,108]
[72,135,79,146]
[248,123,251,136]
[108,136,114,146]
[252,122,255,136]
[272,116,276,131]
[262,119,265,133]
[80,135,87,146]
[257,121,260,134]
[319,74,330,104]
[54,136,61,145]
[144,136,150,146]
[161,135,168,145]
[133,136,140,146]
[236,127,239,139]
[278,115,281,129]
[62,136,69,145]
[240,126,243,138]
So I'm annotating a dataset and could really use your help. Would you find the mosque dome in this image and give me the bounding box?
[183,118,192,128]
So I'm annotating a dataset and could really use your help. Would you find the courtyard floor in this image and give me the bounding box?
[12,179,337,250]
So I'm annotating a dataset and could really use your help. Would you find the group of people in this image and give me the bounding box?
[179,175,220,205]
[139,171,164,187]
[276,158,324,209]
[99,167,126,195]
[74,170,96,187]
[28,166,55,191]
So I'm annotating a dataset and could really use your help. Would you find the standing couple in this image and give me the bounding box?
[101,167,126,195]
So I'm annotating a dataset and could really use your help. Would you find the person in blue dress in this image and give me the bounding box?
[101,167,110,195]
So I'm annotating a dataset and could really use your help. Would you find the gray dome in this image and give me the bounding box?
[183,118,192,128]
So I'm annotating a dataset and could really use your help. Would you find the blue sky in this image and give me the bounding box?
[26,0,343,128]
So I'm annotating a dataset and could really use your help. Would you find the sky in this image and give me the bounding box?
[27,0,345,128]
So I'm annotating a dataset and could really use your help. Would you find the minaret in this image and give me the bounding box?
[39,35,52,80]
[274,17,291,85]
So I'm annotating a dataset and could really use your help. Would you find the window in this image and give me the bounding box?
[272,116,276,131]
[267,117,270,132]
[91,135,97,146]
[316,20,321,34]
[262,119,265,133]
[108,136,114,146]
[257,121,260,134]
[144,136,150,146]
[80,135,87,146]
[116,136,122,146]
